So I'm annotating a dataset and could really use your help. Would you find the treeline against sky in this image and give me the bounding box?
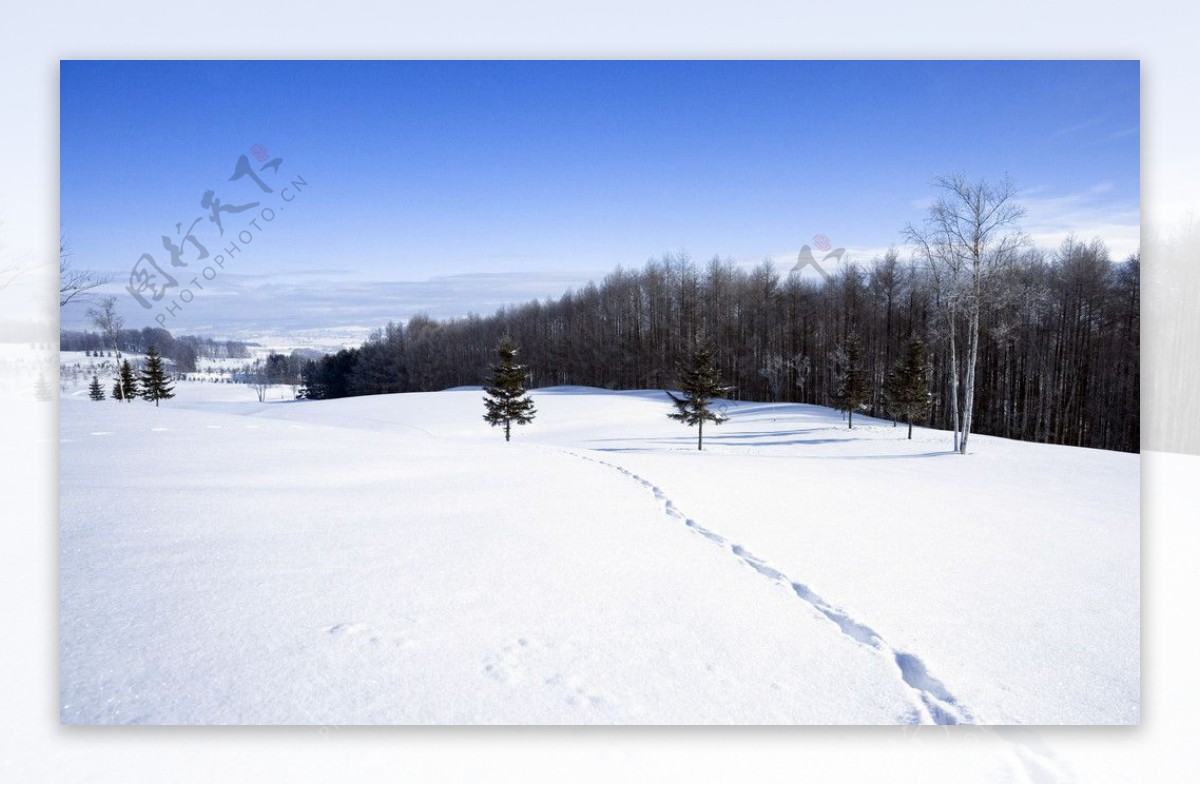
[303,238,1139,453]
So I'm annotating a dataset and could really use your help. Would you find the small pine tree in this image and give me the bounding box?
[666,344,731,451]
[34,374,53,402]
[88,374,106,401]
[112,380,122,400]
[482,337,536,441]
[832,335,868,429]
[884,337,932,440]
[118,359,139,402]
[139,347,175,407]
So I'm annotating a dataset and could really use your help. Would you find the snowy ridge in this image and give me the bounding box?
[557,447,976,725]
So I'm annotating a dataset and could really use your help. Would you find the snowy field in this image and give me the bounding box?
[59,381,1139,725]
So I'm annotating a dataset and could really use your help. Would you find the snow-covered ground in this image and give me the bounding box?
[59,381,1138,725]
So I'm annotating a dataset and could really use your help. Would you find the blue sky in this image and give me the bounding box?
[59,60,1140,344]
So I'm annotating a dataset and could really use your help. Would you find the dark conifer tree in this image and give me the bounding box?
[298,360,321,400]
[111,380,122,401]
[118,359,139,402]
[88,374,105,401]
[884,338,931,439]
[139,347,175,407]
[482,337,536,442]
[666,344,731,451]
[833,335,869,429]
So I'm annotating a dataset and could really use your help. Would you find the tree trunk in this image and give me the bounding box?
[961,306,980,454]
[907,418,913,439]
[113,344,124,402]
[947,307,961,453]
[698,418,703,451]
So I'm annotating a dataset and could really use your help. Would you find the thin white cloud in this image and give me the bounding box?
[59,269,613,345]
[1021,183,1140,258]
[1050,114,1109,139]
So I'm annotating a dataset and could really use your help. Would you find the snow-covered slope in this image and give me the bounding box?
[59,383,1138,725]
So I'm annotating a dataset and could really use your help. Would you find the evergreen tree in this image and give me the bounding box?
[297,360,321,400]
[111,380,122,401]
[139,347,175,406]
[884,338,932,439]
[34,374,53,402]
[118,359,139,402]
[666,344,731,451]
[88,374,105,401]
[482,337,536,441]
[832,335,868,429]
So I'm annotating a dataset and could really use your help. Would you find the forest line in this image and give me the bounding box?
[300,233,1138,453]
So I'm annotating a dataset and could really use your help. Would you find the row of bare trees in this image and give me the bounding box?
[304,228,1137,454]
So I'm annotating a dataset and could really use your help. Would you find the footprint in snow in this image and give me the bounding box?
[549,673,608,710]
[326,621,419,650]
[327,622,372,636]
[483,639,535,685]
[482,638,611,711]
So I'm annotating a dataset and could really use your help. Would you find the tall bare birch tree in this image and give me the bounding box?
[904,175,1026,454]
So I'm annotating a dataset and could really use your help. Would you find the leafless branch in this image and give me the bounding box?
[59,237,110,308]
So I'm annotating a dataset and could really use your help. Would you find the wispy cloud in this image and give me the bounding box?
[1021,183,1140,258]
[1048,116,1138,147]
[59,269,613,346]
[1050,115,1108,139]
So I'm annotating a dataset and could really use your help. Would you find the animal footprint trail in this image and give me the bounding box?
[481,637,613,713]
[556,448,976,725]
[324,620,420,651]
